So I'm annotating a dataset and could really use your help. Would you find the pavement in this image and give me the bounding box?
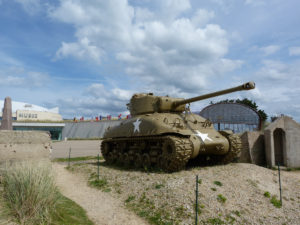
[51,140,102,159]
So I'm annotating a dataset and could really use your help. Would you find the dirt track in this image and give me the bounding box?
[53,163,148,225]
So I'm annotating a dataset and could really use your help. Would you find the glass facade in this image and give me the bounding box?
[13,126,63,140]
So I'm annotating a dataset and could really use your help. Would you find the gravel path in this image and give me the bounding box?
[53,163,148,225]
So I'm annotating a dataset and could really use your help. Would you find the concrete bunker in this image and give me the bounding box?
[264,116,300,168]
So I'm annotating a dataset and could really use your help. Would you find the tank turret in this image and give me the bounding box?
[128,82,255,116]
[101,82,256,172]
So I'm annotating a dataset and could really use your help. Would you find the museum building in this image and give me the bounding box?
[0,100,65,140]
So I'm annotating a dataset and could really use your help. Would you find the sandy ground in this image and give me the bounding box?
[66,162,300,225]
[51,140,101,159]
[53,163,148,225]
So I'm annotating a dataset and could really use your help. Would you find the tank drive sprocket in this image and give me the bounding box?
[221,133,242,164]
[161,136,193,172]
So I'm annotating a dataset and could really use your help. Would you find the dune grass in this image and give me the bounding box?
[1,161,59,224]
[0,161,94,225]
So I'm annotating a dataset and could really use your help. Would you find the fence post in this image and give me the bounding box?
[97,154,100,180]
[278,163,282,206]
[195,175,198,225]
[68,147,71,167]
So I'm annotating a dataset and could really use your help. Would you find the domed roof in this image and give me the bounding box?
[0,100,59,114]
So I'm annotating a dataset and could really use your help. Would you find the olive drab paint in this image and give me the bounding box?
[101,82,255,172]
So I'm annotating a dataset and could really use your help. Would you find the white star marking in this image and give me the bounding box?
[133,118,142,133]
[195,130,212,142]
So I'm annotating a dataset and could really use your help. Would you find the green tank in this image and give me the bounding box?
[101,82,255,172]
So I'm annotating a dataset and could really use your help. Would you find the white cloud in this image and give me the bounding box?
[260,45,280,56]
[0,69,49,88]
[57,83,134,117]
[251,59,300,120]
[256,60,287,80]
[289,46,300,56]
[50,0,239,95]
[0,52,50,88]
[192,9,215,27]
[55,38,103,63]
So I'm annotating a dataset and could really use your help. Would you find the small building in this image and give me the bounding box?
[264,116,300,168]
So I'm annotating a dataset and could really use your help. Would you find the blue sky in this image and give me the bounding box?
[0,0,300,121]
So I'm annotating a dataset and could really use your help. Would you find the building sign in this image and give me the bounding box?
[16,110,63,121]
[18,113,38,119]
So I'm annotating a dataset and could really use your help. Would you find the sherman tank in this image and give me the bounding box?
[101,82,255,172]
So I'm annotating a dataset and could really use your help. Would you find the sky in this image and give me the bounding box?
[0,0,300,121]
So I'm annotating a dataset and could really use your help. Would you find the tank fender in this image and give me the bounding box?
[189,134,201,159]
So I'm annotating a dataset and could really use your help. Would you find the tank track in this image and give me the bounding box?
[221,133,242,164]
[101,135,193,172]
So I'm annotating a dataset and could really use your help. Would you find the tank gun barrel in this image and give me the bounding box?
[172,81,255,108]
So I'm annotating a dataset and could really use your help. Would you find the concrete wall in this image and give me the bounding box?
[62,120,122,139]
[0,130,51,163]
[264,116,300,168]
[240,131,265,166]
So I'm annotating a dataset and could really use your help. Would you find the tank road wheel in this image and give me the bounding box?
[134,154,143,168]
[101,141,110,158]
[116,152,123,165]
[221,133,242,164]
[161,136,193,172]
[142,153,151,169]
[157,155,165,170]
[106,152,115,164]
[162,138,176,159]
[122,153,132,167]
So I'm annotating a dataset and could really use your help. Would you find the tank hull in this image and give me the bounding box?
[102,82,254,171]
[102,113,242,172]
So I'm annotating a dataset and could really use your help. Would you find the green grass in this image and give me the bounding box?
[213,181,223,186]
[65,137,102,140]
[1,161,60,224]
[125,192,175,225]
[0,161,94,225]
[217,194,227,203]
[286,167,300,171]
[206,217,225,224]
[154,184,165,189]
[88,173,111,192]
[264,191,271,198]
[53,156,102,162]
[51,194,94,225]
[0,162,94,225]
[125,195,136,203]
[270,196,282,208]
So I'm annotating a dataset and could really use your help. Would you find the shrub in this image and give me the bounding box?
[217,194,227,203]
[264,191,271,198]
[1,161,59,224]
[270,196,282,208]
[125,195,136,203]
[155,184,164,189]
[214,181,223,186]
